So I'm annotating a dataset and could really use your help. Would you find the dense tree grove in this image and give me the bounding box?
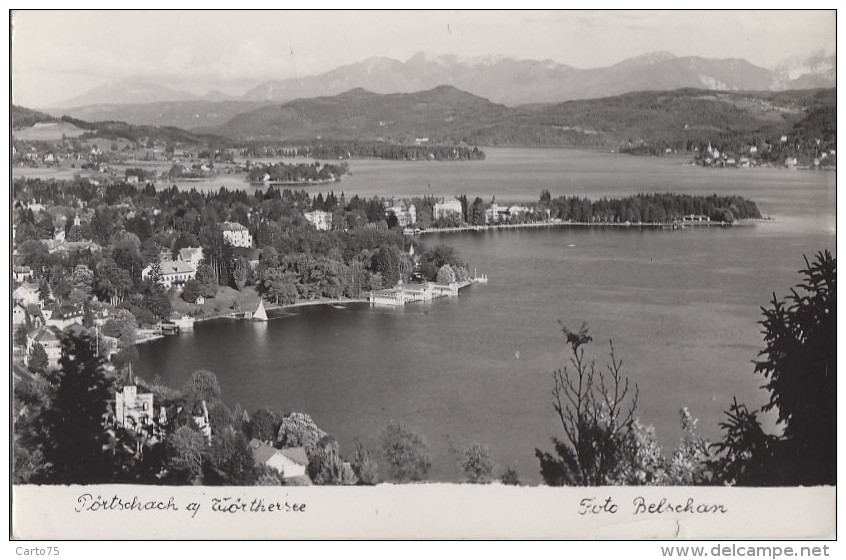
[303,142,486,161]
[247,161,348,183]
[543,193,762,224]
[237,142,485,162]
[12,177,479,317]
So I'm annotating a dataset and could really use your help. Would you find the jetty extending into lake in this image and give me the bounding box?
[368,275,487,307]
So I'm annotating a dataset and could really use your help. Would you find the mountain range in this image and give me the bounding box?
[198,85,835,151]
[51,51,836,122]
[15,84,835,156]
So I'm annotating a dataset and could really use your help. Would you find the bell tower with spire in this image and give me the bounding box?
[115,364,152,431]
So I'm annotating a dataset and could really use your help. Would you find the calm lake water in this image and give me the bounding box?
[136,148,835,484]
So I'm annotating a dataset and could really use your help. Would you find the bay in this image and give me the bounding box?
[136,148,835,484]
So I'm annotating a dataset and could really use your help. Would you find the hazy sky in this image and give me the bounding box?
[12,10,836,108]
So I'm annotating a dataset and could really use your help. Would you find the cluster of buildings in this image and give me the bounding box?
[696,141,836,169]
[114,368,311,482]
[13,278,115,370]
[12,206,104,256]
[483,201,546,224]
[112,368,212,446]
[12,142,108,169]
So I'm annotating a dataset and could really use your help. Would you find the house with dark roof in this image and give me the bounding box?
[44,303,84,330]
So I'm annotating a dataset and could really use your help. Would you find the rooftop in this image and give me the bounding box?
[178,247,203,261]
[222,221,248,231]
[159,260,195,275]
[248,439,309,467]
[29,326,60,343]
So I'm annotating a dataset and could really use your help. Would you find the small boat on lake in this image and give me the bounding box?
[253,300,268,322]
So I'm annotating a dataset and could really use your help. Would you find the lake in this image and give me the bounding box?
[136,148,835,484]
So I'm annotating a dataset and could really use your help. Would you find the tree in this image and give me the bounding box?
[379,420,432,483]
[436,264,456,284]
[253,464,285,486]
[29,343,49,375]
[195,264,219,297]
[103,308,137,343]
[94,258,133,304]
[667,408,714,485]
[500,464,521,486]
[460,443,495,484]
[184,369,221,403]
[37,331,115,483]
[144,290,172,321]
[277,412,327,456]
[112,344,139,372]
[17,240,51,273]
[468,197,487,226]
[70,264,94,296]
[231,256,248,290]
[352,443,380,485]
[249,408,277,442]
[163,426,207,484]
[181,279,203,303]
[712,251,836,486]
[14,326,29,348]
[371,245,404,287]
[258,267,298,305]
[535,323,639,486]
[205,427,257,485]
[307,436,357,485]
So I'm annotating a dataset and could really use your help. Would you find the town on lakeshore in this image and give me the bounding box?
[10,10,836,544]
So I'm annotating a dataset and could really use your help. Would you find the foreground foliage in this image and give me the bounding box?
[711,251,836,486]
[536,323,714,486]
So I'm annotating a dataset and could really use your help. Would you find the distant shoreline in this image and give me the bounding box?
[135,297,370,345]
[417,218,771,236]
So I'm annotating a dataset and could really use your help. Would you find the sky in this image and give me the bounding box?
[11,10,836,108]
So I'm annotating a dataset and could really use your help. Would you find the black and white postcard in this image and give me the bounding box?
[8,9,836,542]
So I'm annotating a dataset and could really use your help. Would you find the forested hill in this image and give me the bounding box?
[204,86,835,156]
[12,105,226,146]
[12,105,57,129]
[509,88,836,153]
[58,115,226,145]
[202,86,513,142]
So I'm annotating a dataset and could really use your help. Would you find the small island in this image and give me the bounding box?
[248,161,349,185]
